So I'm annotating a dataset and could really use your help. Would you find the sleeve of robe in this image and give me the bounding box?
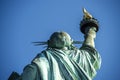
[16,52,49,80]
[79,44,101,78]
[69,44,101,79]
[16,63,40,80]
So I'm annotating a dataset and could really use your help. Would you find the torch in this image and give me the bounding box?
[80,8,99,34]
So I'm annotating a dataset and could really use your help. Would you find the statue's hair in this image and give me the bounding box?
[48,31,73,49]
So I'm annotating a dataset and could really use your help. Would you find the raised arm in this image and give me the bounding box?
[80,8,99,48]
[83,27,96,48]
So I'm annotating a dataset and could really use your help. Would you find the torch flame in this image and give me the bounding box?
[83,8,93,19]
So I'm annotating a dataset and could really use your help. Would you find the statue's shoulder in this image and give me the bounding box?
[35,50,47,57]
[34,49,52,61]
[80,44,98,53]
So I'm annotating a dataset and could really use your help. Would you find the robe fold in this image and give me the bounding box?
[18,45,101,80]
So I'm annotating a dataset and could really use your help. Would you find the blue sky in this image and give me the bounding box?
[0,0,120,80]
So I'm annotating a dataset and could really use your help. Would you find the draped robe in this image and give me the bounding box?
[19,45,101,80]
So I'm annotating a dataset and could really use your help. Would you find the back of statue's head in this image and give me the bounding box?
[48,31,73,49]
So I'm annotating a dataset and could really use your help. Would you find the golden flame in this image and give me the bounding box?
[83,8,93,19]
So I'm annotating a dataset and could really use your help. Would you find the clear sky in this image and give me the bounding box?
[0,0,120,80]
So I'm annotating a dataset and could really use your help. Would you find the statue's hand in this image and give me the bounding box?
[83,27,97,48]
[85,27,96,38]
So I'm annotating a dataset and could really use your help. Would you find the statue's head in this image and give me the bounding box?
[48,31,73,50]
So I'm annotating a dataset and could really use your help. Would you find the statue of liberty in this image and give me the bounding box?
[8,8,101,80]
